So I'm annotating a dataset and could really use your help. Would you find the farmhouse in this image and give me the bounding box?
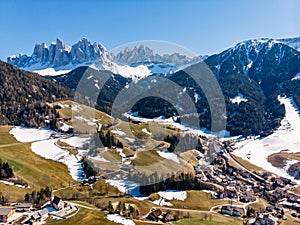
[221,206,243,217]
[25,208,49,225]
[221,206,244,217]
[254,213,277,225]
[146,209,163,221]
[14,202,32,212]
[0,207,15,223]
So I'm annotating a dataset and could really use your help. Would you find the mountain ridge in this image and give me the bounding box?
[7,38,199,77]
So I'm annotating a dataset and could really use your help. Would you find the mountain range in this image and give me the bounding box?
[4,37,300,136]
[7,38,201,78]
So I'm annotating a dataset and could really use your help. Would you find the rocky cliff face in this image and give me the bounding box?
[114,45,201,66]
[7,38,200,73]
[7,38,113,69]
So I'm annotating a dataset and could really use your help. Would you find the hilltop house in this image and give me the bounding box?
[146,209,163,221]
[14,203,32,212]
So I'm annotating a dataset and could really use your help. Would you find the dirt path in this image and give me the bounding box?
[0,142,24,148]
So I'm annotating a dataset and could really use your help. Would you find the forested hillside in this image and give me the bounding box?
[0,61,73,128]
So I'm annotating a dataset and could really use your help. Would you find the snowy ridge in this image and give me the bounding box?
[214,38,290,77]
[278,37,300,52]
[7,38,198,79]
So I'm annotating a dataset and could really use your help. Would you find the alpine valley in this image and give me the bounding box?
[1,36,300,225]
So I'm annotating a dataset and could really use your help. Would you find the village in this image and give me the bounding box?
[191,138,300,225]
[1,112,300,225]
[1,134,300,225]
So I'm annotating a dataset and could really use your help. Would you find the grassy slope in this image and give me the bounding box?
[230,154,267,173]
[169,190,238,211]
[46,208,116,225]
[248,198,269,212]
[267,150,300,168]
[132,150,194,176]
[51,100,112,134]
[0,126,73,201]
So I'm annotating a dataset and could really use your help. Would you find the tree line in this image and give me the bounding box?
[106,201,139,219]
[128,171,214,196]
[0,159,14,179]
[24,186,52,207]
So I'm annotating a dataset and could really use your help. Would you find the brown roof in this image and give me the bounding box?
[15,203,32,208]
[0,207,13,216]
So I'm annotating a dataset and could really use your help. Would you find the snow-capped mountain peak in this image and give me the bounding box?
[7,38,113,71]
[7,38,201,79]
[208,37,299,78]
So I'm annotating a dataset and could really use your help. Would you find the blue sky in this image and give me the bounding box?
[0,0,299,60]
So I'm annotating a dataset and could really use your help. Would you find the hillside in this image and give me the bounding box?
[0,61,73,128]
[8,37,300,136]
[46,66,130,114]
[131,39,300,136]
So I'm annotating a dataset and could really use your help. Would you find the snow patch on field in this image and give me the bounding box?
[158,190,187,201]
[124,112,230,138]
[141,128,152,135]
[106,214,135,225]
[233,96,300,181]
[10,126,52,142]
[89,156,110,162]
[60,137,90,148]
[111,129,126,136]
[33,68,71,76]
[125,137,135,143]
[105,180,147,199]
[74,116,97,127]
[152,190,187,206]
[31,139,84,180]
[202,190,218,196]
[59,123,73,132]
[157,150,180,163]
[71,105,82,112]
[116,148,126,158]
[152,198,173,206]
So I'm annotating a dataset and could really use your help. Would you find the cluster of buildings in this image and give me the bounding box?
[146,208,175,223]
[192,141,300,224]
[0,194,77,224]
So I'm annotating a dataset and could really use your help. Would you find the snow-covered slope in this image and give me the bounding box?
[278,37,300,52]
[233,96,300,182]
